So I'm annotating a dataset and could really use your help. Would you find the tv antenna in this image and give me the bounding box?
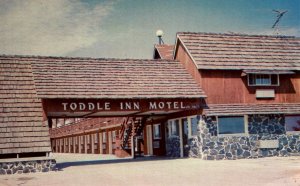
[272,9,288,29]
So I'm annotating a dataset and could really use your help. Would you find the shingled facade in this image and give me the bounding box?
[152,32,300,160]
[0,60,51,158]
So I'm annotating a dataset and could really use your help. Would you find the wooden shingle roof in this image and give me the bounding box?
[26,56,206,99]
[154,44,174,60]
[177,32,300,71]
[204,103,300,116]
[0,59,51,154]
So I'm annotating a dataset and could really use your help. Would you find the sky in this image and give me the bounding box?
[0,0,299,59]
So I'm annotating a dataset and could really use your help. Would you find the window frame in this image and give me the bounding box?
[167,115,200,139]
[112,130,116,142]
[285,115,300,134]
[167,119,180,137]
[153,124,161,139]
[102,132,107,143]
[247,74,279,86]
[217,115,249,137]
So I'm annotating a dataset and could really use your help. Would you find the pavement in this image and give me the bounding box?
[1,153,300,186]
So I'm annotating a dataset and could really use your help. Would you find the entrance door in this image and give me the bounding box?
[181,118,189,157]
[146,125,153,155]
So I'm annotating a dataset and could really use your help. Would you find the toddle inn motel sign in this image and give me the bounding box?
[42,98,204,117]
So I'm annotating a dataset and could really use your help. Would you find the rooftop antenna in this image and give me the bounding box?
[272,9,288,35]
[156,30,164,45]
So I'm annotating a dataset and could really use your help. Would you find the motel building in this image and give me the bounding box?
[1,32,300,174]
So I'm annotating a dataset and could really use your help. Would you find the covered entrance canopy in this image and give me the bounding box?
[29,56,207,158]
[31,56,207,117]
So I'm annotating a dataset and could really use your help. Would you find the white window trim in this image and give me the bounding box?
[247,74,280,87]
[153,124,162,139]
[166,120,178,137]
[167,115,199,139]
[217,115,249,137]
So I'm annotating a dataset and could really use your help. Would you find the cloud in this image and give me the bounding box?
[0,0,115,56]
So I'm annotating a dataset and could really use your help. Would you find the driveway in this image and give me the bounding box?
[1,154,299,186]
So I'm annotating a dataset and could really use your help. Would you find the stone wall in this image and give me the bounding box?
[198,114,300,160]
[0,158,56,175]
[187,136,202,158]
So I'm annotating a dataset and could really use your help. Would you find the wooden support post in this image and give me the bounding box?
[108,131,112,154]
[91,133,95,154]
[68,137,71,153]
[84,135,88,154]
[71,136,75,153]
[131,136,135,159]
[75,136,78,153]
[59,138,62,153]
[65,138,67,153]
[99,132,103,154]
[179,119,184,158]
[78,136,82,154]
[188,117,192,139]
[55,139,58,153]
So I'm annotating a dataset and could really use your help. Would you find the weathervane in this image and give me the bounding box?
[272,9,288,35]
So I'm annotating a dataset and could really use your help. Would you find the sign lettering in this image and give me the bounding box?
[61,100,198,112]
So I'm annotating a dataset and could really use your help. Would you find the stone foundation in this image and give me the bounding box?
[198,114,300,160]
[0,158,56,175]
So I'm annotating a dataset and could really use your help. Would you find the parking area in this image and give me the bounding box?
[1,153,300,186]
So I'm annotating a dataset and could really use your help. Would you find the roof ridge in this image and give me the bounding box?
[177,31,297,39]
[0,54,176,62]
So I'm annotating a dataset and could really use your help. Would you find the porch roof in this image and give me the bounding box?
[203,103,300,116]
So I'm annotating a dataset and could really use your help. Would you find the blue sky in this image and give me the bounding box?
[0,0,299,58]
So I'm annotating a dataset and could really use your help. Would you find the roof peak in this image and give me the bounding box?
[177,31,297,39]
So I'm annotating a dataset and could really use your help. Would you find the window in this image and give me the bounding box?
[285,115,300,133]
[112,131,116,142]
[248,74,279,86]
[102,132,106,143]
[153,124,161,139]
[81,136,84,144]
[87,135,90,143]
[182,118,188,137]
[167,120,179,137]
[191,117,199,136]
[218,116,247,135]
[95,133,98,143]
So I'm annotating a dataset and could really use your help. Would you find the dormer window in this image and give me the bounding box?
[248,74,279,86]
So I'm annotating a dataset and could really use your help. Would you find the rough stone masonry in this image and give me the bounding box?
[166,114,300,160]
[0,159,56,175]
